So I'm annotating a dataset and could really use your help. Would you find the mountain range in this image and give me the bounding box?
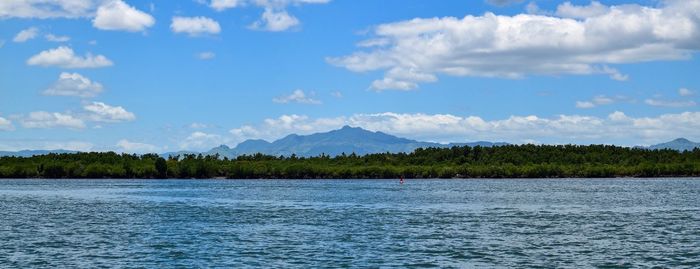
[1,126,698,158]
[0,149,78,158]
[163,125,508,159]
[647,138,700,152]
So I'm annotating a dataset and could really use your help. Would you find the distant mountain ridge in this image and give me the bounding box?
[0,149,78,158]
[5,131,696,158]
[647,138,700,151]
[163,125,508,158]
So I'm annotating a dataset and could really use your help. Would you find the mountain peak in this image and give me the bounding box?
[213,144,230,150]
[340,125,358,130]
[671,138,691,143]
[648,138,699,151]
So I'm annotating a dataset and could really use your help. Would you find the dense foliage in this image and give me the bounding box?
[1,145,700,179]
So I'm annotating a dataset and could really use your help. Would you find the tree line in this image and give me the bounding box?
[1,144,699,179]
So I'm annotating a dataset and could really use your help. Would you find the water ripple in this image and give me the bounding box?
[0,178,699,268]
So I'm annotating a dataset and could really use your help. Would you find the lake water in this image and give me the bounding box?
[0,179,699,268]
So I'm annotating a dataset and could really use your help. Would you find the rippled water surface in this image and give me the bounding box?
[1,179,699,268]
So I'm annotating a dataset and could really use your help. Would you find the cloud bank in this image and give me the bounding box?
[329,1,700,90]
[227,111,700,146]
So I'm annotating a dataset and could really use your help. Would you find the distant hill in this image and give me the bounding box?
[0,150,78,157]
[648,138,700,151]
[164,126,508,158]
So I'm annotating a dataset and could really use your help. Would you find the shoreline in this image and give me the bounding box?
[2,176,699,180]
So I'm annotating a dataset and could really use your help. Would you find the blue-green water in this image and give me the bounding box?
[1,179,699,268]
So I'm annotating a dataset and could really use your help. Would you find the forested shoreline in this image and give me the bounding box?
[1,144,699,179]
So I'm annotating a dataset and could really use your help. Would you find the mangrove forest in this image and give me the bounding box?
[1,144,699,179]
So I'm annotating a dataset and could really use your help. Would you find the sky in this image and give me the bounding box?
[1,0,699,153]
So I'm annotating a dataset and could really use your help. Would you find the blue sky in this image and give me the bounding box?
[1,0,699,153]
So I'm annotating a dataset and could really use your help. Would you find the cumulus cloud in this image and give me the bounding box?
[92,0,155,32]
[180,131,224,150]
[171,16,221,36]
[203,0,329,31]
[13,27,39,42]
[328,1,700,90]
[0,116,14,131]
[250,8,299,31]
[43,72,104,98]
[27,46,113,68]
[555,1,610,19]
[230,114,344,143]
[20,111,86,129]
[210,0,243,11]
[273,89,322,104]
[679,88,695,96]
[228,111,700,146]
[116,139,159,153]
[0,0,95,19]
[83,102,136,122]
[197,51,216,60]
[45,34,70,42]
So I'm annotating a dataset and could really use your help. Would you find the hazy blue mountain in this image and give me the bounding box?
[160,150,199,159]
[205,145,237,159]
[448,141,510,148]
[210,126,507,158]
[648,138,700,151]
[0,150,78,157]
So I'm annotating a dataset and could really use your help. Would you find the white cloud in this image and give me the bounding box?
[21,111,86,129]
[116,139,159,153]
[679,88,695,96]
[228,111,700,145]
[43,72,104,98]
[525,2,543,15]
[204,0,329,32]
[273,89,322,104]
[0,116,14,131]
[45,34,70,42]
[555,1,610,19]
[230,114,344,143]
[27,46,113,68]
[645,99,697,108]
[575,101,595,109]
[197,51,216,60]
[250,8,299,31]
[171,16,221,36]
[180,131,224,150]
[207,0,330,11]
[83,102,135,122]
[0,0,95,19]
[0,40,5,48]
[13,27,39,42]
[189,122,209,129]
[328,1,700,90]
[0,140,94,152]
[93,0,155,32]
[210,0,243,11]
[331,91,343,98]
[575,95,628,109]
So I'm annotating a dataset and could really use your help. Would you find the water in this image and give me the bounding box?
[0,179,699,268]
